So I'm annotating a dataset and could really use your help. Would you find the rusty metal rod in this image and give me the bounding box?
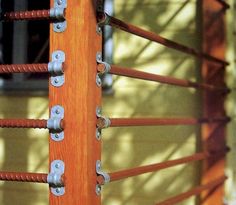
[215,0,230,10]
[0,63,48,73]
[0,119,64,129]
[0,119,48,129]
[98,13,229,66]
[97,152,207,185]
[98,64,229,91]
[156,176,227,205]
[2,10,51,21]
[97,117,230,129]
[0,171,48,183]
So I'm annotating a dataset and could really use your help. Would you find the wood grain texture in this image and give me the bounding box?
[49,0,102,204]
[201,1,227,204]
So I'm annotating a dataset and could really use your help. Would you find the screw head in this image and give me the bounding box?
[96,129,101,140]
[55,53,60,59]
[56,188,61,193]
[55,133,59,138]
[96,185,102,195]
[55,163,60,169]
[57,0,63,5]
[96,75,102,87]
[54,78,59,84]
[96,107,102,116]
[97,162,101,170]
[55,109,60,114]
[56,24,62,30]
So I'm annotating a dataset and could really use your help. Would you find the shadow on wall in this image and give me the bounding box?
[102,0,203,205]
[0,96,49,205]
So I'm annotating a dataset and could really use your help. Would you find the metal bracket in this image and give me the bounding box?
[96,52,111,87]
[98,116,111,129]
[48,160,65,196]
[96,0,105,35]
[52,0,67,32]
[48,105,64,142]
[96,52,111,74]
[96,106,111,130]
[96,106,102,140]
[97,12,111,28]
[49,50,65,87]
[96,160,110,195]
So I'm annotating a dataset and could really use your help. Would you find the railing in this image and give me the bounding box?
[0,0,229,204]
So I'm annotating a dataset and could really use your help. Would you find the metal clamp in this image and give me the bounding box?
[49,50,65,87]
[48,105,64,142]
[96,160,110,195]
[96,52,111,74]
[97,12,111,27]
[96,52,111,87]
[52,0,67,32]
[96,106,111,130]
[99,116,111,129]
[96,107,102,140]
[48,160,65,196]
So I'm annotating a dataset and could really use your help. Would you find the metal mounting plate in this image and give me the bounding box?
[95,160,110,195]
[96,160,110,184]
[53,0,67,33]
[51,50,65,87]
[49,160,65,196]
[50,105,64,141]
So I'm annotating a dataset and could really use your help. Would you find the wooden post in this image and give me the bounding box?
[49,0,102,204]
[201,1,227,204]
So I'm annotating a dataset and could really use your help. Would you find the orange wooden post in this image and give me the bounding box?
[49,0,102,204]
[201,1,228,204]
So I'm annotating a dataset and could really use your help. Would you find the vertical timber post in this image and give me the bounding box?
[49,0,102,204]
[201,1,227,204]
